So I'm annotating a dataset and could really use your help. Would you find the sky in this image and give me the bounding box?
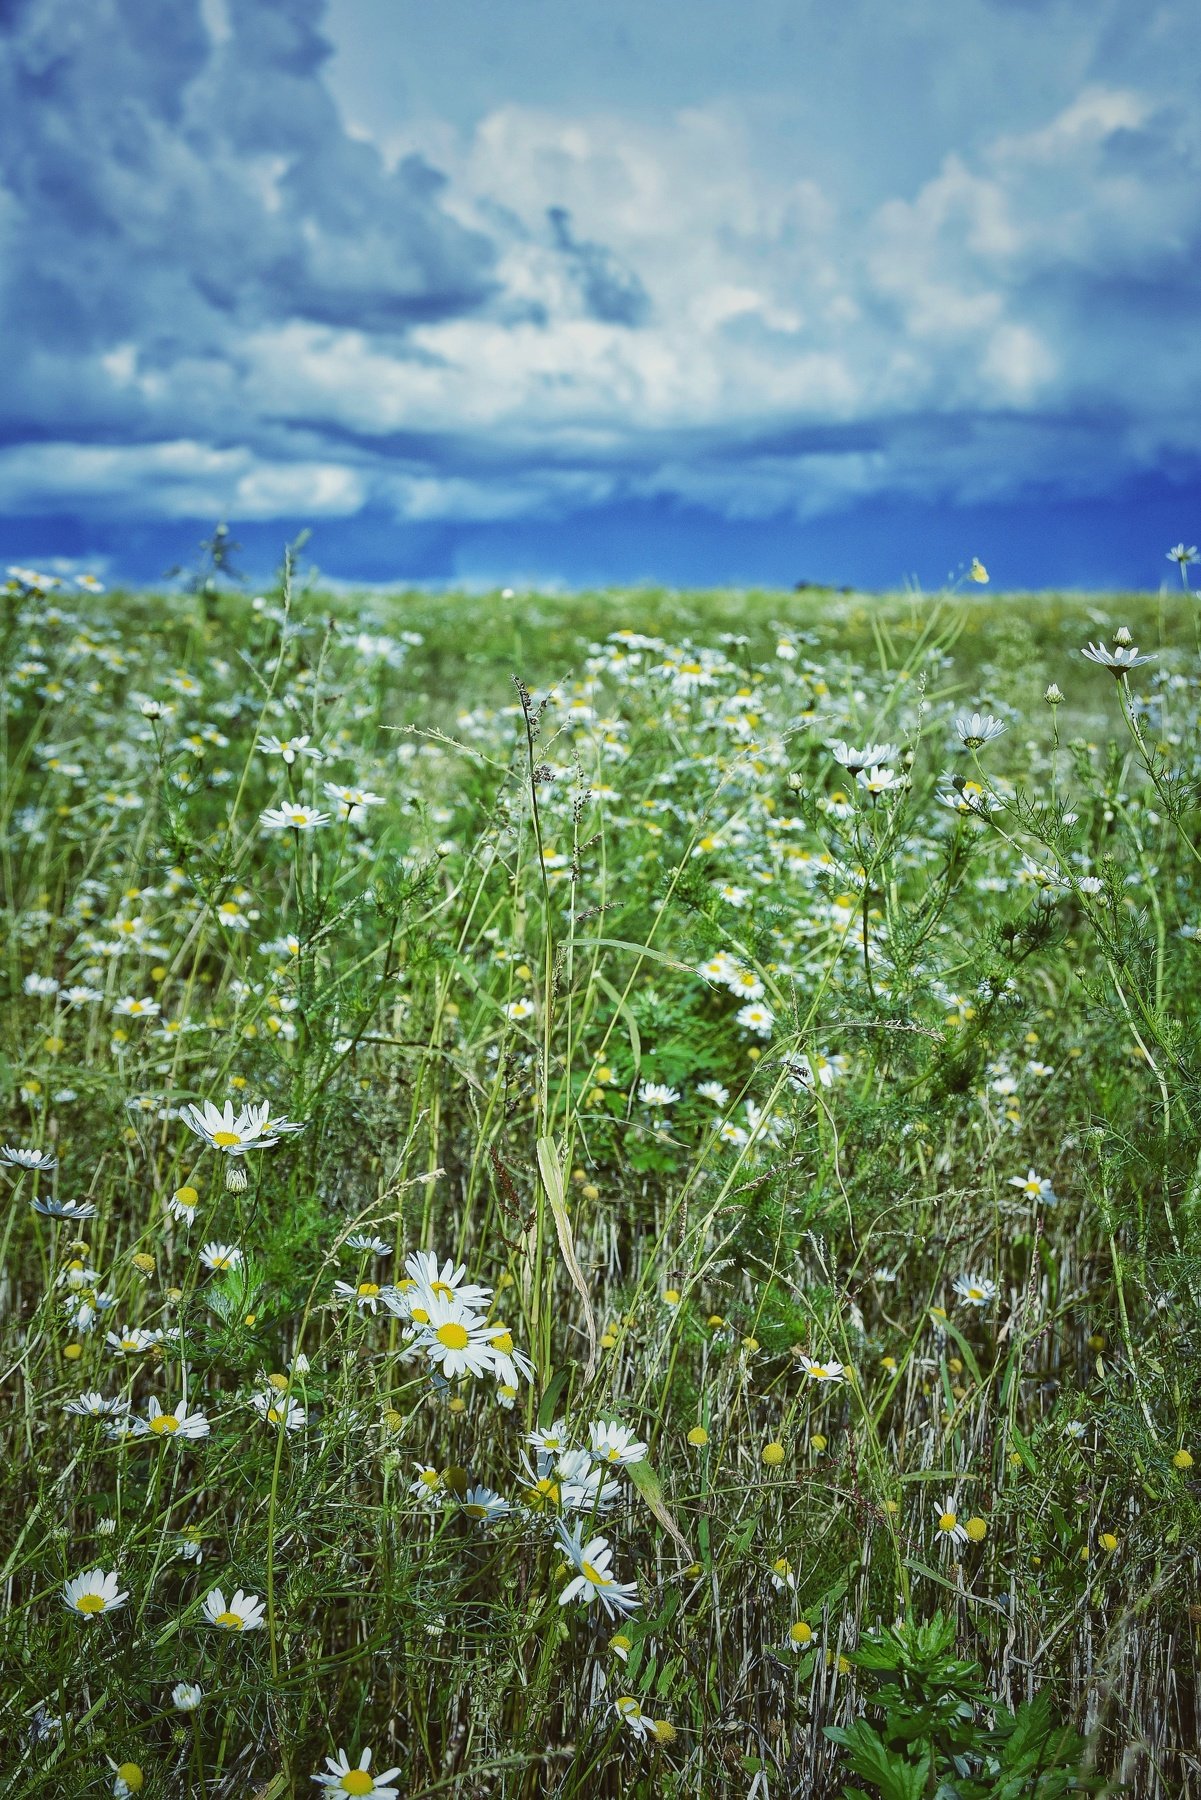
[1,0,1198,591]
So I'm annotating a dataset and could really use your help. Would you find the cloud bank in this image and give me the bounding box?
[0,0,1197,582]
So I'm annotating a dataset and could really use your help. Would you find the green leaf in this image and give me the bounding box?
[627,1457,692,1561]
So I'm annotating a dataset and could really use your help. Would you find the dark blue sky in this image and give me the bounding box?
[1,0,1197,590]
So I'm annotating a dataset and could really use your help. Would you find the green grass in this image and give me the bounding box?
[1,565,1199,1798]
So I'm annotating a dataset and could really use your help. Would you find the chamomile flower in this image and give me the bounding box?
[105,1326,163,1355]
[312,1747,402,1796]
[258,733,322,764]
[638,1081,680,1107]
[486,1323,535,1388]
[955,712,1006,749]
[31,1195,96,1220]
[614,1694,653,1739]
[64,1391,128,1419]
[251,1391,306,1431]
[696,1080,729,1105]
[588,1419,648,1465]
[409,1465,443,1504]
[134,1396,210,1441]
[1080,640,1156,675]
[798,1354,845,1383]
[1,1144,58,1170]
[200,1242,243,1273]
[526,1420,571,1457]
[414,1293,498,1379]
[1009,1168,1057,1204]
[202,1587,265,1631]
[333,1279,384,1313]
[259,801,330,831]
[63,1567,128,1618]
[556,1449,622,1514]
[769,1555,795,1592]
[459,1484,510,1523]
[345,1234,391,1256]
[555,1522,641,1619]
[180,1098,303,1156]
[322,783,386,823]
[952,1273,998,1308]
[736,1002,775,1038]
[402,1250,492,1313]
[171,1683,203,1712]
[934,1497,968,1547]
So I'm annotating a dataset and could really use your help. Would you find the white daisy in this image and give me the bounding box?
[312,1747,402,1796]
[179,1098,303,1156]
[200,1242,243,1273]
[954,712,1007,749]
[414,1293,498,1380]
[64,1391,128,1419]
[459,1484,510,1523]
[1,1145,58,1170]
[588,1420,648,1466]
[638,1081,680,1107]
[172,1683,203,1711]
[105,1326,163,1355]
[202,1587,265,1630]
[252,1391,306,1432]
[799,1355,845,1384]
[63,1567,128,1618]
[134,1396,210,1441]
[32,1195,97,1220]
[1009,1168,1057,1204]
[555,1523,640,1619]
[332,1279,384,1313]
[952,1273,998,1308]
[259,801,330,830]
[934,1497,968,1547]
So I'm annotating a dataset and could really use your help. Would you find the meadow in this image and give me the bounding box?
[1,556,1199,1798]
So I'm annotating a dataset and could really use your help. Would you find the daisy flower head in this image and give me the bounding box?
[345,1233,391,1256]
[322,782,386,823]
[1,1144,58,1170]
[459,1484,511,1523]
[555,1522,641,1619]
[485,1322,534,1388]
[180,1097,303,1156]
[200,1242,243,1273]
[257,733,322,764]
[415,1292,498,1380]
[955,712,1006,749]
[172,1682,203,1712]
[799,1354,845,1384]
[736,1002,775,1039]
[770,1555,795,1592]
[333,1278,384,1313]
[526,1419,571,1457]
[588,1419,648,1466]
[409,1465,443,1505]
[64,1391,128,1419]
[202,1587,265,1631]
[259,801,330,831]
[1080,639,1156,676]
[135,1396,210,1441]
[63,1567,128,1618]
[696,1080,729,1105]
[1009,1168,1057,1204]
[1063,1420,1088,1441]
[556,1448,622,1514]
[252,1391,306,1431]
[1167,543,1197,570]
[828,740,900,772]
[105,1326,163,1356]
[313,1747,402,1796]
[934,1497,968,1548]
[402,1250,492,1313]
[638,1081,680,1107]
[112,995,160,1020]
[31,1195,96,1220]
[613,1694,653,1739]
[856,764,903,796]
[952,1273,997,1308]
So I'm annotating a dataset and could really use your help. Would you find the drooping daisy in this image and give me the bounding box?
[799,1354,845,1384]
[933,1497,968,1548]
[344,1234,391,1256]
[952,1273,998,1308]
[556,1449,622,1514]
[64,1391,128,1419]
[63,1567,128,1618]
[555,1522,641,1619]
[613,1694,653,1739]
[409,1465,443,1505]
[171,1683,203,1712]
[414,1293,498,1380]
[1,1145,58,1170]
[31,1194,96,1220]
[954,712,1006,749]
[252,1391,306,1432]
[696,1080,729,1105]
[312,1746,402,1796]
[485,1323,534,1389]
[769,1555,795,1592]
[134,1396,210,1441]
[200,1242,243,1273]
[459,1484,510,1524]
[588,1420,648,1466]
[1080,639,1156,675]
[180,1098,303,1156]
[202,1587,265,1631]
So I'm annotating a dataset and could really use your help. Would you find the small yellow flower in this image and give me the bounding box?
[130,1253,155,1274]
[761,1441,786,1467]
[965,1517,988,1542]
[662,1288,681,1307]
[64,1342,83,1361]
[881,1355,897,1371]
[789,1620,813,1646]
[741,1335,760,1353]
[1099,1532,1119,1553]
[687,1426,709,1447]
[116,1765,144,1793]
[707,1314,725,1328]
[1173,1448,1193,1470]
[448,1396,467,1415]
[810,1433,827,1453]
[382,1408,404,1434]
[651,1718,676,1744]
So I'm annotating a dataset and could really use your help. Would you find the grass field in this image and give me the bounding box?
[2,562,1200,1798]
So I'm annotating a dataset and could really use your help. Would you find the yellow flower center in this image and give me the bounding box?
[149,1413,179,1434]
[267,1407,285,1424]
[419,1470,440,1488]
[491,1331,514,1353]
[341,1775,375,1796]
[357,1283,380,1299]
[464,1504,487,1518]
[409,1306,430,1325]
[215,1610,243,1628]
[581,1561,611,1586]
[75,1592,107,1613]
[117,1765,144,1791]
[213,1131,241,1147]
[938,1512,957,1532]
[431,1280,453,1297]
[436,1321,469,1350]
